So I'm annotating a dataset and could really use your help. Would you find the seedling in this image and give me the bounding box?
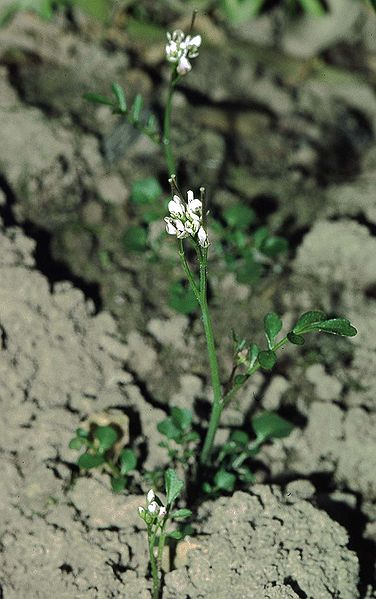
[69,424,137,492]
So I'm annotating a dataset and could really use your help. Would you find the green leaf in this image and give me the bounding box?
[168,281,198,315]
[260,236,288,258]
[253,226,269,250]
[171,508,192,520]
[223,204,256,229]
[111,82,127,113]
[83,92,114,107]
[293,311,327,334]
[75,0,111,22]
[131,94,143,123]
[248,343,259,370]
[69,437,85,450]
[183,431,200,443]
[287,332,305,345]
[171,407,193,432]
[131,178,162,205]
[165,468,184,505]
[77,453,106,469]
[119,448,137,474]
[230,430,249,446]
[76,427,89,438]
[167,530,184,540]
[252,411,294,442]
[258,350,277,370]
[236,256,263,284]
[214,469,236,492]
[94,426,118,452]
[309,318,358,337]
[202,482,213,494]
[264,312,282,349]
[122,226,148,252]
[298,0,326,16]
[111,476,127,493]
[157,418,181,440]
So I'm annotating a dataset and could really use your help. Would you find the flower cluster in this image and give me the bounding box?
[138,489,166,525]
[165,189,209,248]
[165,29,201,76]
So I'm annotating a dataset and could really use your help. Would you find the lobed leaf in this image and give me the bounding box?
[171,508,192,520]
[111,476,127,493]
[214,469,236,492]
[170,407,193,432]
[252,411,294,442]
[78,453,106,469]
[293,310,327,334]
[258,350,276,370]
[119,448,137,474]
[165,468,184,505]
[94,426,118,452]
[264,312,282,348]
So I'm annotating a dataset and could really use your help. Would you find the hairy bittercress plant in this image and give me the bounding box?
[69,12,358,598]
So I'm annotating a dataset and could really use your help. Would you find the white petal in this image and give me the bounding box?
[172,220,183,232]
[159,506,167,518]
[138,506,145,516]
[177,56,192,76]
[187,190,194,203]
[147,489,155,503]
[164,218,177,235]
[188,198,202,213]
[198,227,209,247]
[189,35,201,48]
[148,501,158,514]
[168,198,185,217]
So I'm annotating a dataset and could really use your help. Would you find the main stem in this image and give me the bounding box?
[198,249,224,465]
[163,72,178,177]
[148,528,160,599]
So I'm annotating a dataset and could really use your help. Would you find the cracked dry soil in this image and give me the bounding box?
[0,1,376,598]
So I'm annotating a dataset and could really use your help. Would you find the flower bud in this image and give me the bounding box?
[147,489,155,503]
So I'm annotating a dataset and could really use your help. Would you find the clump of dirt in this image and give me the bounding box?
[163,486,359,599]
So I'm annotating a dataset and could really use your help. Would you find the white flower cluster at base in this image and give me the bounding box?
[165,189,209,248]
[138,489,166,524]
[165,29,202,76]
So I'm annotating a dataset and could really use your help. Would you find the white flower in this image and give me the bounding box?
[165,29,201,76]
[177,55,192,76]
[138,506,145,517]
[168,195,186,218]
[165,188,209,248]
[198,226,209,248]
[159,506,167,518]
[148,501,159,514]
[147,489,155,503]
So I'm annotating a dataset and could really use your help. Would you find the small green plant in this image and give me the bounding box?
[68,13,359,598]
[69,425,137,492]
[138,469,191,599]
[157,407,200,467]
[0,0,112,25]
[204,411,294,494]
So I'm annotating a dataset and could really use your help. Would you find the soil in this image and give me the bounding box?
[0,0,375,597]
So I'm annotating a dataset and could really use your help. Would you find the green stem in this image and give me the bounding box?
[178,240,201,303]
[163,72,179,176]
[198,249,224,466]
[148,527,160,599]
